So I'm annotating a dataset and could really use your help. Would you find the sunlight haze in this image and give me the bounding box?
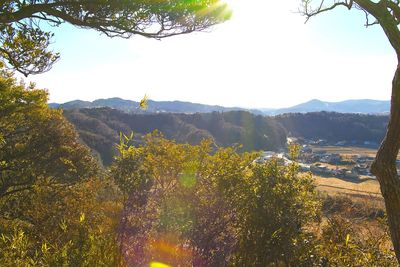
[23,0,395,108]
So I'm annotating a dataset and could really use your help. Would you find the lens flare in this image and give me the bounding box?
[150,262,171,267]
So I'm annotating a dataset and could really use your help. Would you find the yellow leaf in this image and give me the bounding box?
[139,94,149,110]
[79,212,85,223]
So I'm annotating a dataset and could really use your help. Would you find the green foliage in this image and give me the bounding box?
[231,158,321,266]
[0,24,60,76]
[1,69,395,266]
[0,162,123,265]
[312,215,397,266]
[111,134,395,266]
[0,218,123,267]
[0,71,124,266]
[0,71,98,212]
[288,142,301,160]
[111,132,321,266]
[110,132,150,197]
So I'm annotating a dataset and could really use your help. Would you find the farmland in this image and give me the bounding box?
[307,145,384,205]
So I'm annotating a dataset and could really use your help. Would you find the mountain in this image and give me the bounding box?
[267,99,390,115]
[49,100,93,109]
[51,98,391,115]
[50,97,264,115]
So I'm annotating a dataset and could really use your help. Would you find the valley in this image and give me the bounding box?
[63,107,388,166]
[64,105,391,200]
[3,0,400,263]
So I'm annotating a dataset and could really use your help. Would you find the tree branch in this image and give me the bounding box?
[0,3,63,24]
[357,0,400,56]
[301,0,354,22]
[0,1,221,39]
[387,0,400,24]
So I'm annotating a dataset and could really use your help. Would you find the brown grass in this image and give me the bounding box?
[311,145,400,159]
[315,175,380,195]
[314,175,384,211]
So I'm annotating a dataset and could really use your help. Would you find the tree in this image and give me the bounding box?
[231,144,320,266]
[0,70,99,217]
[0,70,124,265]
[300,0,400,262]
[0,0,231,76]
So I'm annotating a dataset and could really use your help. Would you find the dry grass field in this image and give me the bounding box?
[311,145,378,157]
[306,146,395,262]
[314,175,381,196]
[314,175,386,211]
[309,145,397,204]
[309,145,382,198]
[311,145,400,160]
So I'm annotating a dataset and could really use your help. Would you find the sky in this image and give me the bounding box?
[22,0,396,108]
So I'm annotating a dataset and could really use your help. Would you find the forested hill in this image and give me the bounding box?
[276,112,388,145]
[64,108,287,165]
[64,108,389,165]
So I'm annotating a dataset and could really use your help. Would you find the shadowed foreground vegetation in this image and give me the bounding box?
[0,72,397,266]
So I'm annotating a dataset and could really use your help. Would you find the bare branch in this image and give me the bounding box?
[361,8,379,27]
[300,0,354,22]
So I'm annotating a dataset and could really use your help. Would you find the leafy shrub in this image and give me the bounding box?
[112,133,321,266]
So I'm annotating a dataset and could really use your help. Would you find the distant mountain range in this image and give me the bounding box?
[50,98,390,115]
[267,99,390,115]
[49,97,263,115]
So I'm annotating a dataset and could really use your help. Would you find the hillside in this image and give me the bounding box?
[65,108,287,165]
[276,112,388,145]
[64,109,388,165]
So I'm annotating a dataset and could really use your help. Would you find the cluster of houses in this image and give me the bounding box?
[309,164,364,180]
[300,146,376,180]
[257,138,400,182]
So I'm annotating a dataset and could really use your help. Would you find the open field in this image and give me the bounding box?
[311,145,400,160]
[314,174,383,199]
[314,175,381,196]
[314,175,385,210]
[309,145,399,203]
[311,145,378,157]
[309,146,381,198]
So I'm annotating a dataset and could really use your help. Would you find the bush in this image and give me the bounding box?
[313,215,397,266]
[111,133,321,266]
[231,145,321,266]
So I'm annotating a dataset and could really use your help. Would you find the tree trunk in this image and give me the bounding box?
[371,63,400,263]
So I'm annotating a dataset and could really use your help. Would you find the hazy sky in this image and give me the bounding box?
[22,0,396,108]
